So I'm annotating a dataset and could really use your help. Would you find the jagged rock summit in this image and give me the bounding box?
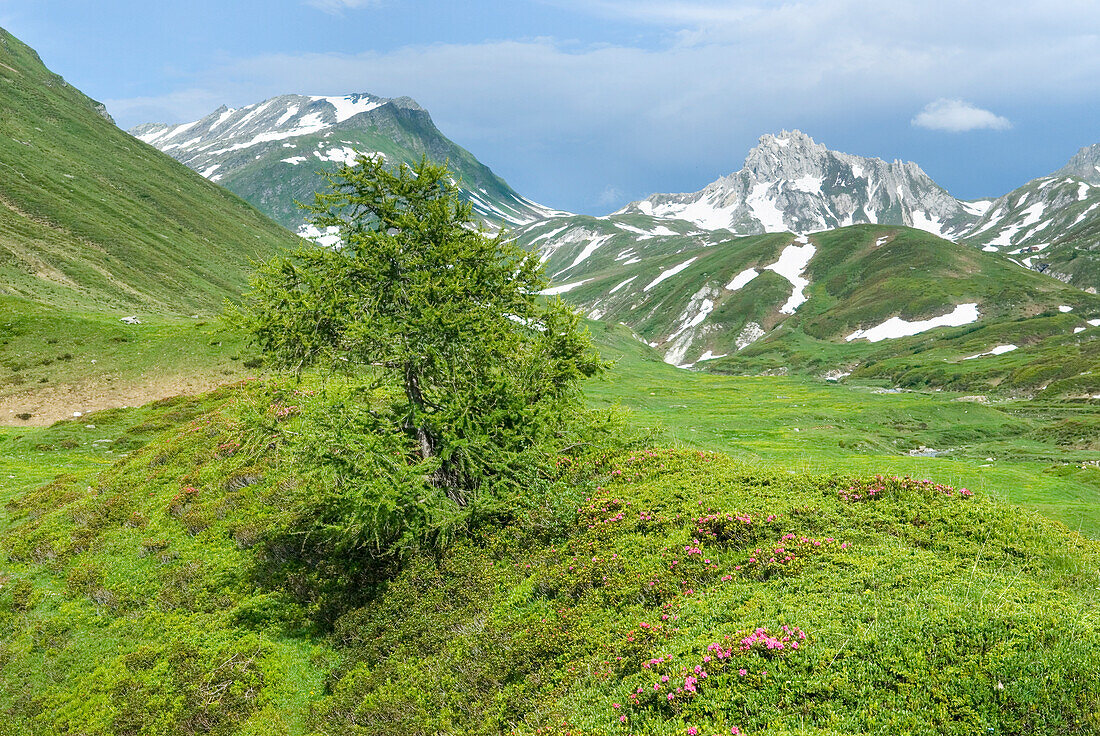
[618,129,984,238]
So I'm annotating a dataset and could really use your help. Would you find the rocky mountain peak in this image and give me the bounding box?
[741,130,829,181]
[130,91,558,231]
[1056,143,1100,184]
[619,130,975,237]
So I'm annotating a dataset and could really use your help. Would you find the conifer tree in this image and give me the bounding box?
[237,156,604,502]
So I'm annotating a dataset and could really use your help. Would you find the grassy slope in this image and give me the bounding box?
[716,226,1100,395]
[0,385,329,735]
[0,27,301,424]
[523,221,1100,396]
[1,380,1098,735]
[585,321,1100,536]
[0,27,300,314]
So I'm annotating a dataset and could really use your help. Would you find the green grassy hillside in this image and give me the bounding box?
[584,320,1100,536]
[0,27,300,314]
[1,379,1098,735]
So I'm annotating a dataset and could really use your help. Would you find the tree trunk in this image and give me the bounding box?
[404,362,466,506]
[403,362,434,460]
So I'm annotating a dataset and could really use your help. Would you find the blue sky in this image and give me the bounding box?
[2,0,1099,214]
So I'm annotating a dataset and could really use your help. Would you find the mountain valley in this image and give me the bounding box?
[1,22,1099,736]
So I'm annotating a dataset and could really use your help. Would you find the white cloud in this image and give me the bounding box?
[105,88,227,126]
[305,0,382,13]
[597,185,624,206]
[912,98,1011,132]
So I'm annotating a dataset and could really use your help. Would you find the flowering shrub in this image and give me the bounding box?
[733,625,807,657]
[613,621,678,670]
[734,534,850,580]
[693,511,779,547]
[578,489,631,529]
[167,485,200,518]
[624,626,809,715]
[839,474,974,502]
[271,404,299,421]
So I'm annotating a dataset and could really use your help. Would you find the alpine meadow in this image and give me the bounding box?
[2,8,1100,736]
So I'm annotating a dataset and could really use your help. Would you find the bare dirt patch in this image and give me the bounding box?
[0,369,252,426]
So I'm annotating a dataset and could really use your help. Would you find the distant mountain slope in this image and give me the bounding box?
[960,173,1100,290]
[514,217,1100,395]
[0,27,301,314]
[616,130,986,238]
[131,94,560,236]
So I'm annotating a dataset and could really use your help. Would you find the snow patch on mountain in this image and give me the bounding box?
[845,303,980,343]
[736,322,766,350]
[765,236,816,314]
[964,344,1017,360]
[645,258,698,292]
[609,276,637,295]
[726,267,759,291]
[298,224,342,248]
[665,285,720,365]
[567,234,614,271]
[312,94,384,123]
[540,279,591,296]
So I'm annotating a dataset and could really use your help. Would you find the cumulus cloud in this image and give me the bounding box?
[911,98,1011,132]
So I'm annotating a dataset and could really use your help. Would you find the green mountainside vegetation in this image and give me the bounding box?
[0,25,300,424]
[0,27,299,314]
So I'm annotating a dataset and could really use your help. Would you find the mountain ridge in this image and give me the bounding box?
[130,93,562,235]
[527,129,1100,293]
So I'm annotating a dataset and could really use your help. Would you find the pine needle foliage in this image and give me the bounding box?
[232,156,606,567]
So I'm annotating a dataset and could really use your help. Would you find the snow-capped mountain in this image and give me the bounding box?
[617,130,984,238]
[526,130,1100,293]
[510,131,1100,371]
[515,219,1100,377]
[131,93,561,233]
